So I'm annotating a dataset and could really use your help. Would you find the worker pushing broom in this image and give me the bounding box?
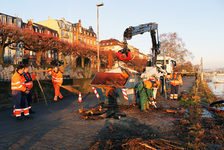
[33,60,64,103]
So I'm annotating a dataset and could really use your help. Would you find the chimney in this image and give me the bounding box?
[78,19,81,26]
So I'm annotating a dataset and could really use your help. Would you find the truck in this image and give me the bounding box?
[154,55,176,74]
[90,22,162,106]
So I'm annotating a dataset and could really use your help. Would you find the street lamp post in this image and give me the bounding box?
[96,3,104,72]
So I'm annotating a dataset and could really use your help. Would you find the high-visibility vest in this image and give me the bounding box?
[51,71,63,86]
[143,80,153,89]
[22,72,35,90]
[170,73,183,86]
[149,78,160,87]
[11,72,26,91]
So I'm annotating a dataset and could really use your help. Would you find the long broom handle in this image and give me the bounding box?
[35,73,48,106]
[164,77,167,99]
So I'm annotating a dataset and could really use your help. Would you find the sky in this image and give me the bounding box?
[1,0,224,69]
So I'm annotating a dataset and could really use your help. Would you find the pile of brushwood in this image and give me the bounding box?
[79,104,127,120]
[175,79,224,149]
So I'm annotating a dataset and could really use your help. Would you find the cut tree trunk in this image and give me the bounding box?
[0,45,5,64]
[36,51,43,66]
[62,54,66,68]
[81,55,84,68]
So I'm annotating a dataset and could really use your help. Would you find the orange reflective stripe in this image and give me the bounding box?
[15,109,21,117]
[11,72,26,91]
[23,108,29,116]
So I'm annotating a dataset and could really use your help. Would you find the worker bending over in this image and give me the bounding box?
[22,65,35,113]
[48,67,63,102]
[11,65,31,120]
[169,70,183,100]
[137,76,160,111]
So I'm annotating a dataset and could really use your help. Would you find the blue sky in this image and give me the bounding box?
[1,0,224,68]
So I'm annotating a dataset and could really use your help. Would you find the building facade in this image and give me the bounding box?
[100,38,147,59]
[100,38,123,52]
[38,18,97,47]
[24,20,59,65]
[0,13,24,64]
[38,18,97,67]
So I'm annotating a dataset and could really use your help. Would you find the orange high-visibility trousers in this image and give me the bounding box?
[53,84,61,97]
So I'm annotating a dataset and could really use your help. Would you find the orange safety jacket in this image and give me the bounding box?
[11,72,26,92]
[21,72,35,90]
[170,72,183,86]
[49,71,63,86]
[143,79,160,89]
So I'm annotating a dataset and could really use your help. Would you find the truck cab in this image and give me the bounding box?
[146,55,176,74]
[156,56,176,74]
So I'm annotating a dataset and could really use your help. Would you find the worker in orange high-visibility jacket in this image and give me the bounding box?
[11,65,30,120]
[169,71,183,100]
[48,67,63,102]
[21,65,35,113]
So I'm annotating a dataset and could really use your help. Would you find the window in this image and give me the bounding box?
[61,30,65,36]
[35,27,38,32]
[47,31,50,34]
[8,17,12,24]
[2,16,6,23]
[29,26,32,31]
[74,35,76,40]
[83,38,86,43]
[16,19,21,27]
[79,28,82,33]
[48,50,51,58]
[90,40,92,44]
[55,52,58,59]
[86,39,89,44]
[30,51,35,56]
[39,29,42,33]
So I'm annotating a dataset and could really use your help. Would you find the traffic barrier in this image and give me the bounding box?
[92,87,100,99]
[122,89,128,100]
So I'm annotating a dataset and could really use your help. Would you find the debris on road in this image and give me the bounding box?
[122,138,184,150]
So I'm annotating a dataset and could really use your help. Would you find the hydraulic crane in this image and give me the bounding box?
[117,22,161,67]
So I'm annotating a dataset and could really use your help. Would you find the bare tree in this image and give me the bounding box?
[160,32,193,63]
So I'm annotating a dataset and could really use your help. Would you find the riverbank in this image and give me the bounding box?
[174,79,224,149]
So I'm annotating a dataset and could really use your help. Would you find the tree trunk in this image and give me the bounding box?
[81,55,84,68]
[36,51,42,66]
[62,54,66,67]
[0,45,4,64]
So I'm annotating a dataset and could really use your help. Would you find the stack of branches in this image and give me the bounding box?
[79,105,126,120]
[122,138,184,150]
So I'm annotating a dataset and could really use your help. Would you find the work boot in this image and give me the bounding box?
[29,109,35,114]
[54,96,58,102]
[16,116,23,121]
[24,115,33,120]
[59,95,63,99]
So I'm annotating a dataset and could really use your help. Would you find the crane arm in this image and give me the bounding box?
[123,23,158,40]
[119,22,160,66]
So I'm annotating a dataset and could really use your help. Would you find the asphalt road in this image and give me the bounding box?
[0,77,195,150]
